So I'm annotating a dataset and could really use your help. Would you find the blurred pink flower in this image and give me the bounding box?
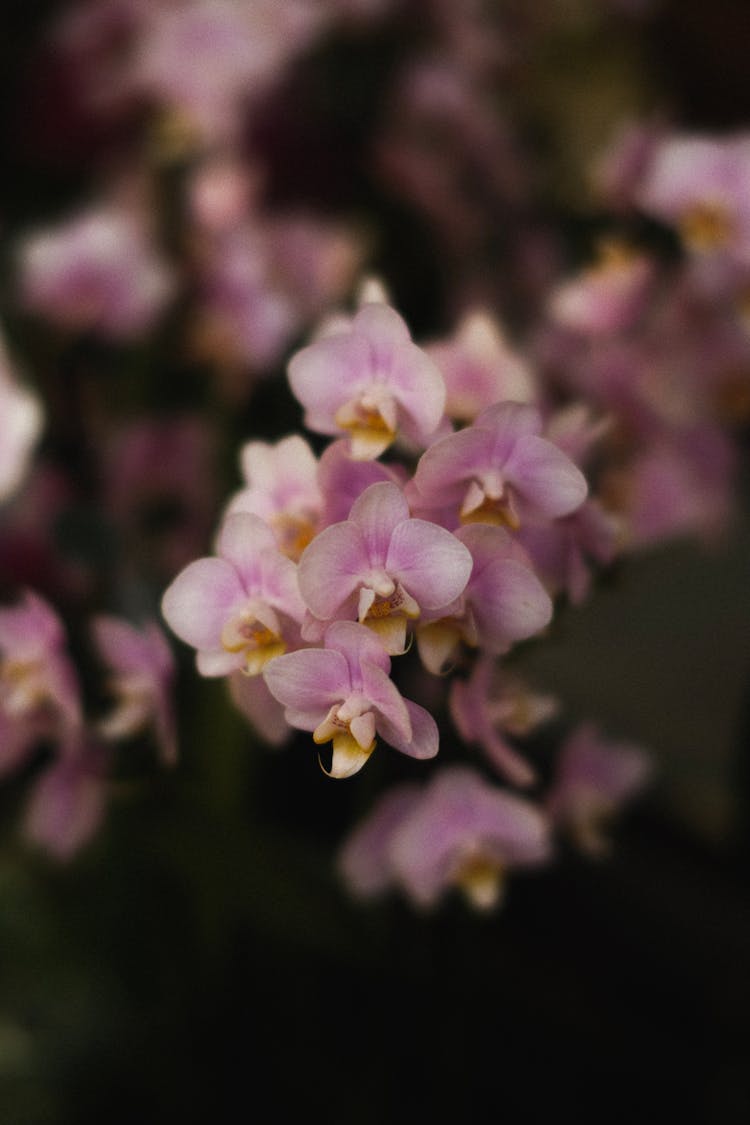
[92,615,177,765]
[19,204,174,339]
[425,309,537,423]
[547,723,651,857]
[449,659,558,787]
[24,736,109,862]
[0,591,81,728]
[340,766,551,910]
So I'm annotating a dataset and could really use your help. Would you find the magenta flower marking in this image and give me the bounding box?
[287,302,446,459]
[297,481,473,654]
[161,512,305,677]
[263,620,438,778]
[408,401,588,530]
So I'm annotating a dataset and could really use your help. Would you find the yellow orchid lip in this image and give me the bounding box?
[221,608,286,675]
[335,399,397,460]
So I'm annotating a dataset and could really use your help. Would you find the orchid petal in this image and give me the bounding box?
[297,521,369,620]
[263,648,349,720]
[162,558,243,650]
[504,435,588,518]
[387,520,472,610]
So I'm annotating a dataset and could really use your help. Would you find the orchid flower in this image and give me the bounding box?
[339,766,552,909]
[288,302,446,459]
[408,401,588,531]
[161,512,305,677]
[263,620,438,778]
[416,523,552,675]
[92,616,177,765]
[297,481,473,654]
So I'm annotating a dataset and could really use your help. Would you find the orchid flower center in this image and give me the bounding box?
[221,602,286,675]
[271,511,317,561]
[452,852,506,911]
[0,658,45,716]
[313,696,376,779]
[460,478,520,530]
[680,200,734,251]
[358,580,420,655]
[335,389,398,460]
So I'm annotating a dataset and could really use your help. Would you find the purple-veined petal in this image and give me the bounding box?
[263,647,350,722]
[391,699,439,760]
[217,512,279,585]
[162,558,244,650]
[297,520,369,620]
[349,481,409,564]
[470,558,552,651]
[288,332,372,433]
[360,660,411,743]
[387,519,472,610]
[504,435,588,519]
[412,426,495,504]
[324,620,392,677]
[388,344,447,442]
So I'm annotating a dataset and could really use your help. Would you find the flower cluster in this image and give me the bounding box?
[4,0,746,915]
[161,292,650,906]
[0,590,175,859]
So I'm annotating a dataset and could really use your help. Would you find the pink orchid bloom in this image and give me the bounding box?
[18,204,173,339]
[0,591,81,728]
[426,309,537,423]
[449,659,558,787]
[547,723,651,857]
[132,0,322,145]
[24,735,109,862]
[636,133,750,263]
[338,782,423,896]
[408,401,588,531]
[263,620,438,779]
[340,766,552,910]
[416,524,552,675]
[288,303,446,459]
[297,481,473,655]
[91,616,177,765]
[226,436,324,561]
[548,243,654,336]
[161,512,306,677]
